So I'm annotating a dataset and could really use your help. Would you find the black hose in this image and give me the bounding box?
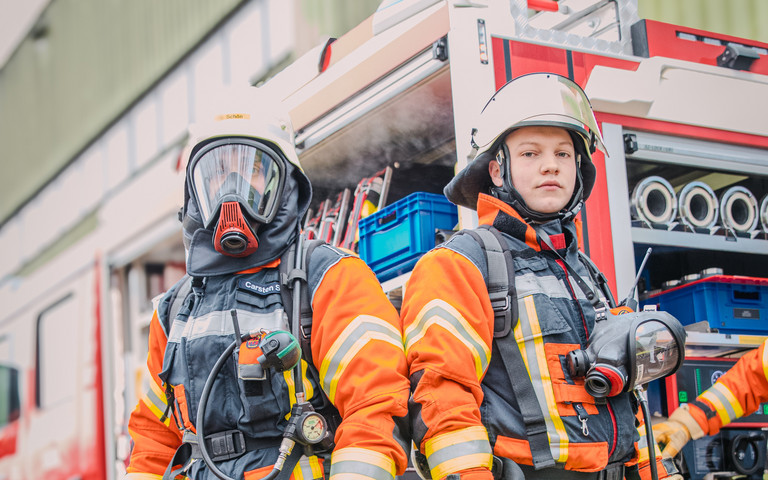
[197,335,288,480]
[197,339,239,480]
[637,388,658,480]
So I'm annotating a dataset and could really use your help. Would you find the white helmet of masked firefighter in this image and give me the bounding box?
[183,87,311,257]
[444,72,607,223]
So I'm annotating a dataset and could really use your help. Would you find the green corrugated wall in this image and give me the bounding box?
[638,0,768,43]
[0,0,248,225]
[1,0,764,225]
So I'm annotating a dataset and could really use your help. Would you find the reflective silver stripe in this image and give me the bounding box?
[294,455,324,479]
[330,447,395,480]
[146,383,167,414]
[516,270,570,300]
[319,315,403,403]
[165,308,288,344]
[516,295,568,463]
[425,426,493,479]
[701,382,742,424]
[404,299,490,380]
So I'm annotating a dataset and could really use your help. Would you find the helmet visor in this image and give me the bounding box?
[472,73,605,154]
[190,139,286,228]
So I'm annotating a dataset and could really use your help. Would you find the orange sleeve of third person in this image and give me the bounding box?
[400,247,496,479]
[689,338,768,436]
[125,310,183,475]
[310,256,412,478]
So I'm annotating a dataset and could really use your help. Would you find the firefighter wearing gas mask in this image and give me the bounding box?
[400,73,684,480]
[123,87,411,480]
[654,337,768,458]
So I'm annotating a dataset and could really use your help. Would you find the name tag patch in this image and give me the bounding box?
[238,279,281,296]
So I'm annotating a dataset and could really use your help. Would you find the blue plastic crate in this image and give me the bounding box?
[641,275,768,334]
[359,192,458,282]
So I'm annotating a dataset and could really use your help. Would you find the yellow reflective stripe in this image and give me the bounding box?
[762,340,768,385]
[142,379,170,426]
[424,426,493,479]
[320,315,403,403]
[283,360,315,420]
[700,382,743,425]
[331,447,395,480]
[635,425,654,462]
[517,295,568,463]
[294,455,324,479]
[404,299,491,380]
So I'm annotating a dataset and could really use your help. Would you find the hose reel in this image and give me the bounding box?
[719,186,758,236]
[677,181,719,232]
[760,194,768,234]
[631,176,677,228]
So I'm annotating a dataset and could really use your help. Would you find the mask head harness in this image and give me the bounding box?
[188,137,288,257]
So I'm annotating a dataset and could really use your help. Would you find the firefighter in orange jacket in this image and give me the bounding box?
[124,87,410,480]
[401,73,672,480]
[654,338,768,458]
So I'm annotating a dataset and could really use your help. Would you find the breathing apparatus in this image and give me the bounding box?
[566,308,686,399]
[196,236,333,480]
[555,245,686,480]
[189,138,287,257]
[181,87,311,262]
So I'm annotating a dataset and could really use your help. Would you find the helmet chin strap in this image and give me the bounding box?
[492,145,585,224]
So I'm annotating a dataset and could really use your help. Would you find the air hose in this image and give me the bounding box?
[196,234,316,480]
[196,332,298,480]
[636,386,659,480]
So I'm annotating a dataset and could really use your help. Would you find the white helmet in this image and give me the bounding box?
[445,73,606,222]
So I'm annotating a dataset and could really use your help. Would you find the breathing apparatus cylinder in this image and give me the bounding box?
[567,309,686,399]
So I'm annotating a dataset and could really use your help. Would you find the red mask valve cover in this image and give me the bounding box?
[214,201,259,257]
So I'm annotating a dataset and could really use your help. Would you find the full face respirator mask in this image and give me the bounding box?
[189,138,287,257]
[567,308,687,399]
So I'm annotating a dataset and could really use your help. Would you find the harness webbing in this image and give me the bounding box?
[466,226,556,469]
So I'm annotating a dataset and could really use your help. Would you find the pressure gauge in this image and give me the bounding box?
[299,412,327,444]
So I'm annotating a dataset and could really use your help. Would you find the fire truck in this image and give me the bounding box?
[0,0,767,479]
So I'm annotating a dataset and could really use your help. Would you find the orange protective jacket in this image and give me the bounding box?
[401,195,640,479]
[687,338,768,435]
[126,246,410,479]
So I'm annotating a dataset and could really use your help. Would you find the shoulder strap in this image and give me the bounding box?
[466,225,556,470]
[279,237,324,365]
[167,275,194,324]
[578,251,617,309]
[464,226,517,338]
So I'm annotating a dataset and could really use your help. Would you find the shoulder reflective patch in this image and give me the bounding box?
[404,299,490,380]
[330,447,396,480]
[319,315,403,404]
[425,426,493,479]
[238,278,280,295]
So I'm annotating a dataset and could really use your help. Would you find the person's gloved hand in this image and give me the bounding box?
[652,404,706,458]
[443,467,494,479]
